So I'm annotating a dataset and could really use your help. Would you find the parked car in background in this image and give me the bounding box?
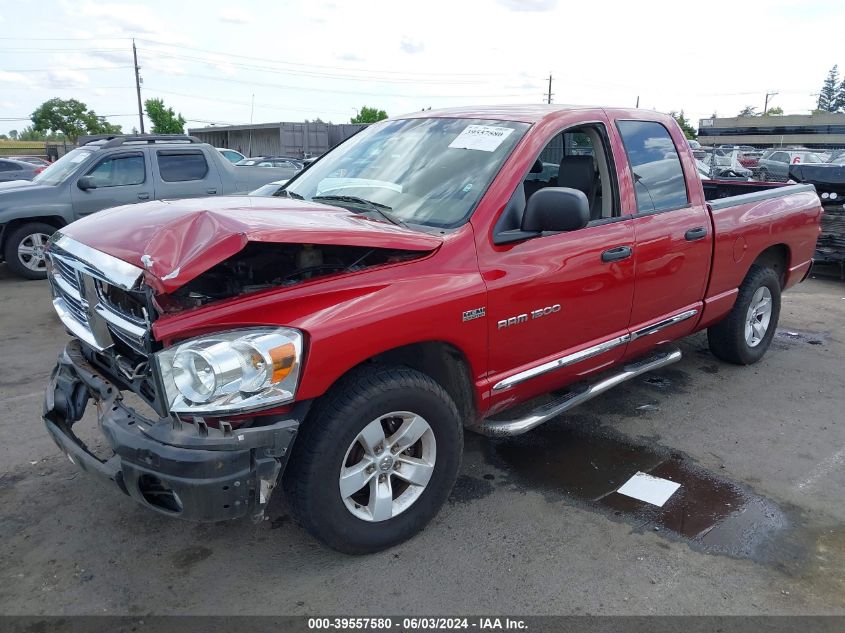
[41,106,820,553]
[756,150,824,182]
[737,149,763,168]
[8,156,51,167]
[236,156,304,170]
[0,158,45,182]
[249,179,289,196]
[700,149,753,179]
[0,134,298,279]
[687,139,706,160]
[216,148,245,164]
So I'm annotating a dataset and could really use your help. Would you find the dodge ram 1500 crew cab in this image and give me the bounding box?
[42,106,821,553]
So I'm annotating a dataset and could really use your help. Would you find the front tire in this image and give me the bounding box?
[4,222,55,280]
[708,264,781,365]
[284,364,463,553]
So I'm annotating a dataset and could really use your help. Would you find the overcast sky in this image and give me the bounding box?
[0,0,843,136]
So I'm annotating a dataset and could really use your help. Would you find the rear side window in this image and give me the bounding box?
[617,120,689,214]
[157,151,209,182]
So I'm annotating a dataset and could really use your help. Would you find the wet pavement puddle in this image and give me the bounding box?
[473,417,787,560]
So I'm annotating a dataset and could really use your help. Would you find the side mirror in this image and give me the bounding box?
[77,176,97,191]
[522,187,590,233]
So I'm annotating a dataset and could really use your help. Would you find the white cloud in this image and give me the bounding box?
[400,37,424,54]
[45,70,90,89]
[497,0,558,10]
[79,2,157,33]
[337,52,365,63]
[0,71,34,86]
[218,8,250,24]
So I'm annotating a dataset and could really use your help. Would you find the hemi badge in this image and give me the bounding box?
[462,307,486,322]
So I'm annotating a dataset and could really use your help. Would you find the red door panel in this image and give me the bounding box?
[477,219,635,414]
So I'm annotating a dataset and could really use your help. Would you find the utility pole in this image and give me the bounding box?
[545,74,553,104]
[763,90,778,115]
[636,95,640,108]
[132,39,145,134]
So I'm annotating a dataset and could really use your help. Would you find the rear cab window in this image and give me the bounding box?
[616,120,689,214]
[156,150,210,182]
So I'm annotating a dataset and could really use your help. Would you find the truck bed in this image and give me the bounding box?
[702,179,787,203]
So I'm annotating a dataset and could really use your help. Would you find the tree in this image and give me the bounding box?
[670,110,697,139]
[817,65,839,112]
[30,98,114,142]
[351,106,388,124]
[8,130,17,140]
[836,77,845,113]
[144,98,186,134]
[764,106,783,116]
[738,106,758,117]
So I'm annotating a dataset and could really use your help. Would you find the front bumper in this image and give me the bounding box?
[43,340,304,522]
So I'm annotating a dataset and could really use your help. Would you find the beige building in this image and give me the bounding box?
[698,112,845,148]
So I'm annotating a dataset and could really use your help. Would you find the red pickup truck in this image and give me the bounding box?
[42,106,821,553]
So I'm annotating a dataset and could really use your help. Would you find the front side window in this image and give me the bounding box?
[617,120,689,214]
[522,124,617,221]
[157,151,209,182]
[284,117,529,229]
[86,154,145,187]
[771,152,789,163]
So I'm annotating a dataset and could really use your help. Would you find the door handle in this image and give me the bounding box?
[601,246,633,263]
[684,226,707,241]
[137,193,150,200]
[206,188,218,194]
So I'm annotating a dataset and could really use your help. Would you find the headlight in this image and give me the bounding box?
[155,327,303,415]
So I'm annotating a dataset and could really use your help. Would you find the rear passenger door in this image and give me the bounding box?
[611,119,712,359]
[70,151,151,217]
[151,149,223,199]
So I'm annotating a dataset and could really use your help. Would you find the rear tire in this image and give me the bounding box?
[284,364,463,554]
[707,264,781,365]
[4,222,55,280]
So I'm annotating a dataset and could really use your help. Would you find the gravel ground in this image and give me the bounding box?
[0,264,843,616]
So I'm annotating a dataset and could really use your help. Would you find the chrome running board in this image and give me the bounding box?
[478,347,682,437]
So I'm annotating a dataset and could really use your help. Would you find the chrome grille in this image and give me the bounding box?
[52,256,80,290]
[46,233,147,355]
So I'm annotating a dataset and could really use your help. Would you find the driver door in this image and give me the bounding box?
[71,151,152,217]
[477,121,636,408]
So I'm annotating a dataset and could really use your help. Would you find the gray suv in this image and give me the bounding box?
[0,135,300,279]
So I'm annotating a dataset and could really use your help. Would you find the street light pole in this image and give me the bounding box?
[133,39,145,134]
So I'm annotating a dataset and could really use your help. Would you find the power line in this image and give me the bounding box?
[0,66,133,72]
[135,39,504,78]
[147,71,536,99]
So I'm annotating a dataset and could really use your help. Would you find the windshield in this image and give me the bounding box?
[33,148,93,186]
[284,117,529,228]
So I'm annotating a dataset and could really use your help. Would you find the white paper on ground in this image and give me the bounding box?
[448,125,514,152]
[616,471,681,507]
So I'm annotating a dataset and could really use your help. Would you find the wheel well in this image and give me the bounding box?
[751,244,789,288]
[354,341,478,426]
[1,216,66,252]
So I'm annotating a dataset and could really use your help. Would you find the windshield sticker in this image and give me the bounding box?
[448,125,514,152]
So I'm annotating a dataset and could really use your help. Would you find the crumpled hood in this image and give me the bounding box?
[59,196,442,293]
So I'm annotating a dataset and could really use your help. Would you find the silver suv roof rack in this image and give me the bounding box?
[82,134,202,148]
